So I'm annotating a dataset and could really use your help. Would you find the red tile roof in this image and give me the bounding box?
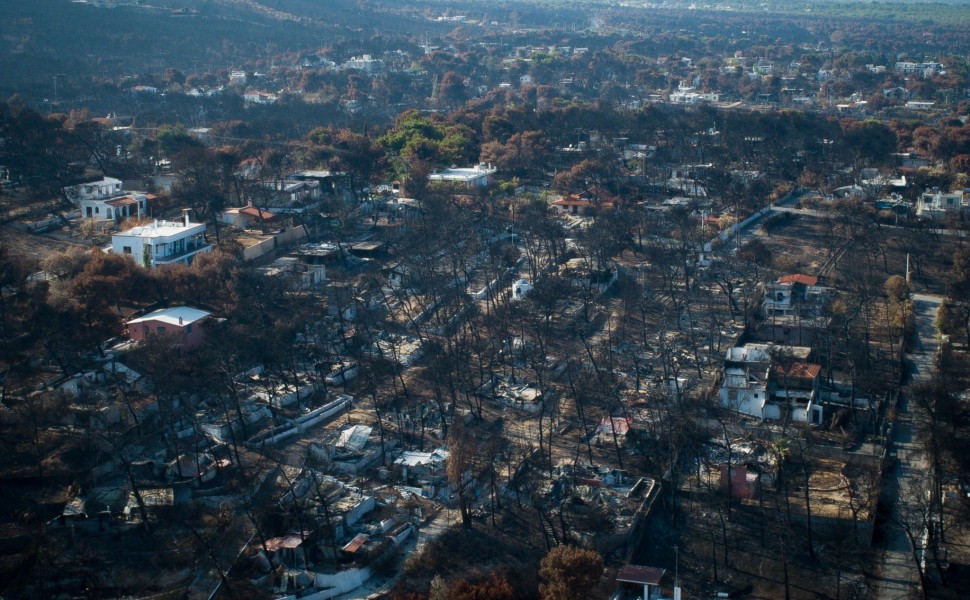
[341,533,369,554]
[552,194,615,209]
[617,565,665,586]
[771,362,822,380]
[240,206,277,220]
[779,274,818,286]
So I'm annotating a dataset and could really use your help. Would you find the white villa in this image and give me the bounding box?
[916,189,964,220]
[81,193,149,222]
[64,177,151,222]
[112,213,211,268]
[428,163,496,188]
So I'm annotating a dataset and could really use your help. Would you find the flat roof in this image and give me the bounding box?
[351,241,384,251]
[265,534,304,552]
[394,449,449,467]
[115,220,205,239]
[128,306,211,327]
[429,164,497,182]
[290,170,335,178]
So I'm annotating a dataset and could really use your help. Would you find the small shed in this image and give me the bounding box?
[616,564,666,600]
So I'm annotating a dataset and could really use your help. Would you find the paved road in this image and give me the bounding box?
[872,293,942,600]
[771,205,969,238]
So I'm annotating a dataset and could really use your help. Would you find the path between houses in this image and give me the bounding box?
[871,294,941,600]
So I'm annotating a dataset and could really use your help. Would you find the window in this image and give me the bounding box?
[186,324,192,334]
[95,206,100,214]
[157,326,166,334]
[144,325,149,335]
[123,246,132,254]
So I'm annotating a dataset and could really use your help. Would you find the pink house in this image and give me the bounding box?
[126,306,211,349]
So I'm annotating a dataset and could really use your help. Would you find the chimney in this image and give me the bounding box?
[178,316,183,325]
[182,208,191,226]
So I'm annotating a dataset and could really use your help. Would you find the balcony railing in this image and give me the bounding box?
[153,243,213,264]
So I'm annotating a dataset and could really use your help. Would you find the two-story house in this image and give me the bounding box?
[112,213,211,268]
[762,274,828,318]
[720,344,821,423]
[721,344,772,418]
[63,177,123,205]
[65,177,152,222]
[916,189,964,221]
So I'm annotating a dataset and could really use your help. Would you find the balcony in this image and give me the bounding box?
[153,242,213,266]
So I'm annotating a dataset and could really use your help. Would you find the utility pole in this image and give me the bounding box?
[673,544,679,588]
[674,544,681,600]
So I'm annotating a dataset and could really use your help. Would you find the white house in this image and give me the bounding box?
[669,90,720,104]
[721,344,771,418]
[895,61,943,77]
[720,343,821,423]
[762,274,828,317]
[916,189,964,220]
[81,193,148,222]
[428,163,496,188]
[243,91,278,105]
[112,213,211,268]
[511,278,533,301]
[342,54,384,73]
[63,177,123,206]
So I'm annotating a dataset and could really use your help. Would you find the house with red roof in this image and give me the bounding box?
[614,564,666,599]
[221,204,281,230]
[551,187,619,215]
[770,361,823,424]
[763,273,829,317]
[81,193,150,223]
[721,343,823,424]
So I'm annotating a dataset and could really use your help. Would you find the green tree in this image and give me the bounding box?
[157,124,202,157]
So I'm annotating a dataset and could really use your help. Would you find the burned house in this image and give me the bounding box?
[542,463,660,555]
[394,448,449,499]
[720,344,823,424]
